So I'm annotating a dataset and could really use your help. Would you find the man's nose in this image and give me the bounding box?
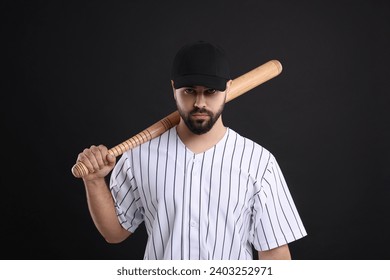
[194,93,206,108]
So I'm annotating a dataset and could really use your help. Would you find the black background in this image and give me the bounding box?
[2,0,389,260]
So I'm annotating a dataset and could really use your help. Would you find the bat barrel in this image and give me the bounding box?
[226,60,282,102]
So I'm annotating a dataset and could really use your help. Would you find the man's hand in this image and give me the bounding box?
[76,145,116,182]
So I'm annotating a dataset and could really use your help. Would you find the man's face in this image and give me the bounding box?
[173,84,229,135]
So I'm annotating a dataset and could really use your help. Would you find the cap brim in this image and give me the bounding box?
[174,75,228,91]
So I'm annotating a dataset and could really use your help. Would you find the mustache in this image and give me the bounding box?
[190,108,212,115]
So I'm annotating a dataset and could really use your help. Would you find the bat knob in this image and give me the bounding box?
[71,162,89,178]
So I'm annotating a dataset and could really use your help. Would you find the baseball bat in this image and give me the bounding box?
[71,60,283,178]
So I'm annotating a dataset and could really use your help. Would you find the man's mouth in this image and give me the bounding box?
[191,114,209,120]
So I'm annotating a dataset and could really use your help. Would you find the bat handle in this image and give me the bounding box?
[71,111,180,178]
[71,148,116,178]
[71,161,90,178]
[71,149,118,178]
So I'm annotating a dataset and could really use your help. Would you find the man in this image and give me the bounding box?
[76,41,307,260]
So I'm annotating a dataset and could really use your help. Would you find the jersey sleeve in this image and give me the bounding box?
[109,152,144,233]
[251,154,307,251]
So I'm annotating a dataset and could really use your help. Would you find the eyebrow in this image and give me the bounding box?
[184,86,215,90]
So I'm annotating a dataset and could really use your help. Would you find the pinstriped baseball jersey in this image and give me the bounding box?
[110,127,307,260]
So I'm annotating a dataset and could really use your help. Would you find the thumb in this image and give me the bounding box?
[106,153,116,164]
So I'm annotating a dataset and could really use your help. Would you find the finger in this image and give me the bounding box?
[77,151,95,174]
[83,146,101,172]
[106,152,116,165]
[98,145,109,165]
[91,145,105,170]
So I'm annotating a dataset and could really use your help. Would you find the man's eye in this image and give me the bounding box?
[206,89,217,94]
[184,88,195,94]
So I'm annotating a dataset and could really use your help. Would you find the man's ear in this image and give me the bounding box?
[171,80,177,100]
[223,80,232,101]
[226,79,233,92]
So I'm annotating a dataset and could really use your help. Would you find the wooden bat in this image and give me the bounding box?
[71,60,283,178]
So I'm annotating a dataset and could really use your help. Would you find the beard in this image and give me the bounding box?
[177,104,225,135]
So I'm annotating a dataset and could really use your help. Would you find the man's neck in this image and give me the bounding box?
[176,117,227,154]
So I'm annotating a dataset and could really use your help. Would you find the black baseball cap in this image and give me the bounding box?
[171,41,230,91]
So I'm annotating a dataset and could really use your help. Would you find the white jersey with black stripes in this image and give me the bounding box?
[110,127,307,260]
